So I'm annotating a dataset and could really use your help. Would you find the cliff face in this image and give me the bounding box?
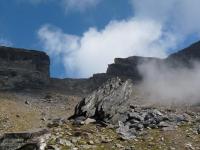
[106,56,163,80]
[106,41,200,80]
[0,46,50,89]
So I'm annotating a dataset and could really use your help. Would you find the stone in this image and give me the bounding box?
[71,137,81,144]
[0,129,50,150]
[84,118,96,125]
[73,77,135,125]
[162,126,176,131]
[185,143,195,150]
[47,118,65,128]
[158,121,172,128]
[115,143,124,148]
[25,100,30,105]
[197,125,200,134]
[56,138,73,147]
[88,140,94,145]
[116,121,137,140]
[73,116,86,125]
[46,145,60,150]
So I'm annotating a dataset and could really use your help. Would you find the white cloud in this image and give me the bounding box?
[62,0,101,13]
[38,19,176,77]
[19,0,101,12]
[38,0,200,78]
[131,0,200,35]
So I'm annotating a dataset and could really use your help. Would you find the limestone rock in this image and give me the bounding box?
[0,129,51,150]
[73,77,135,124]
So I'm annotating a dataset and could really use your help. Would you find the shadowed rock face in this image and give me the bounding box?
[0,46,50,90]
[106,56,163,80]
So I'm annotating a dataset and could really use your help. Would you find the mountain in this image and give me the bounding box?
[1,41,200,150]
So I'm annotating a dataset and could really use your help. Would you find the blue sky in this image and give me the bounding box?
[0,0,200,78]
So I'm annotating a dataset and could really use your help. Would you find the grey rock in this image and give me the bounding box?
[72,116,86,125]
[116,121,137,140]
[47,118,67,128]
[56,138,73,147]
[84,118,96,125]
[73,77,134,125]
[0,129,50,150]
[197,125,200,134]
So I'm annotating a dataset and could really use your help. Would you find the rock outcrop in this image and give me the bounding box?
[73,77,136,124]
[0,129,50,150]
[72,77,191,139]
[106,41,200,80]
[0,46,50,90]
[106,56,162,80]
[72,41,200,139]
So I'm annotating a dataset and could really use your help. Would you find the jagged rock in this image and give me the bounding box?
[0,46,50,90]
[0,129,51,150]
[73,77,135,125]
[116,121,137,140]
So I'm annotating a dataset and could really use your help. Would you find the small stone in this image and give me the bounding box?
[169,147,176,150]
[88,140,94,145]
[41,117,46,121]
[116,143,124,148]
[84,118,96,125]
[185,143,195,150]
[101,136,113,143]
[47,118,63,128]
[47,145,60,150]
[73,116,86,125]
[162,126,176,131]
[56,138,73,147]
[71,137,80,144]
[25,100,30,105]
[197,125,200,134]
[158,121,171,128]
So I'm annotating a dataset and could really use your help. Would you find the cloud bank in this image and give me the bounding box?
[38,0,200,77]
[138,60,200,105]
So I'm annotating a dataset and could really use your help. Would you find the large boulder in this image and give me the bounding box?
[73,77,136,124]
[72,78,192,139]
[0,46,50,90]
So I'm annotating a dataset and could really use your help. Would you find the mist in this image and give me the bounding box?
[138,60,200,105]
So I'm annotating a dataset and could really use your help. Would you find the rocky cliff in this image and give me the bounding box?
[106,41,200,80]
[0,46,50,90]
[106,56,162,80]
